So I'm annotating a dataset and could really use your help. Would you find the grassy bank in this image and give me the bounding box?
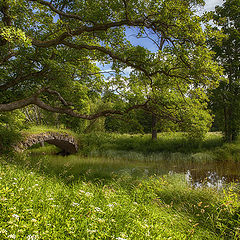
[0,154,239,239]
[25,131,240,162]
[78,132,224,155]
[76,132,240,162]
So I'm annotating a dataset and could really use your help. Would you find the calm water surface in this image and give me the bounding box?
[145,160,240,188]
[81,157,240,188]
[39,152,240,188]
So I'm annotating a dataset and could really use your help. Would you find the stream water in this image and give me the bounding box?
[142,160,240,188]
[43,154,240,188]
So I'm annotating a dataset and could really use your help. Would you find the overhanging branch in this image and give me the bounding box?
[0,88,150,120]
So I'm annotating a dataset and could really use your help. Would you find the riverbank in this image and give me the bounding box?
[0,153,239,239]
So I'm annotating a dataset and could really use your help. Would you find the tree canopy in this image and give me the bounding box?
[209,0,240,141]
[0,0,222,137]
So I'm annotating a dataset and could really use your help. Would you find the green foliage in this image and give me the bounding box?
[209,0,240,141]
[0,26,32,47]
[0,111,26,153]
[78,132,223,156]
[0,0,223,138]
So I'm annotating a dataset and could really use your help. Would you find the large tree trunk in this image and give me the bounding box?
[151,114,157,140]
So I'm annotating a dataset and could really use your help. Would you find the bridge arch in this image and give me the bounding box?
[15,132,78,154]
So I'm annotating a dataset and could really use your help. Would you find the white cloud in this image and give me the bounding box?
[204,0,224,11]
[123,67,133,76]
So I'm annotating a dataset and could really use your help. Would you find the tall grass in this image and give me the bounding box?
[0,154,239,240]
[78,132,223,156]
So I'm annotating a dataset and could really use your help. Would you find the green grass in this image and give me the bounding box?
[21,125,80,140]
[0,154,239,240]
[78,132,223,156]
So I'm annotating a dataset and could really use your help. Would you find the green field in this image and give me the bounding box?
[1,132,240,240]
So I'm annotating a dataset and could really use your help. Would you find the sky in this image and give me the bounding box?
[204,0,224,11]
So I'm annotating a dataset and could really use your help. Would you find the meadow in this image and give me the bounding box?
[0,131,240,239]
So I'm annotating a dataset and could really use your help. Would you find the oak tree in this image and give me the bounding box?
[0,0,222,137]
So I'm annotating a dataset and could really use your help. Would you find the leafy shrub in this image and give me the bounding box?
[0,126,21,153]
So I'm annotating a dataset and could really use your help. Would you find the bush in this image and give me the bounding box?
[0,127,21,153]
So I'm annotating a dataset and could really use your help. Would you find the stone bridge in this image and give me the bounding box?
[15,132,78,154]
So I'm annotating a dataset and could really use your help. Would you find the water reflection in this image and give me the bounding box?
[121,159,240,188]
[163,161,239,188]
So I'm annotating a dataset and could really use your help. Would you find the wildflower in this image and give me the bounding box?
[31,219,37,223]
[7,234,16,239]
[71,218,75,221]
[71,202,80,207]
[26,234,39,240]
[116,238,127,240]
[47,198,54,201]
[107,202,117,209]
[87,229,97,234]
[201,209,205,214]
[94,207,102,212]
[25,209,33,212]
[0,229,7,234]
[85,192,93,197]
[98,218,105,223]
[12,214,20,220]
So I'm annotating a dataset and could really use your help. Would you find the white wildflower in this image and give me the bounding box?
[26,234,39,240]
[87,229,97,234]
[85,192,93,197]
[94,207,102,212]
[116,238,127,240]
[0,229,7,234]
[7,234,16,239]
[47,198,54,201]
[12,214,20,220]
[31,219,37,223]
[71,202,80,207]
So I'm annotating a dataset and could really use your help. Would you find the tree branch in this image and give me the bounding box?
[31,18,155,47]
[61,40,150,76]
[0,68,48,91]
[0,88,150,120]
[28,0,85,22]
[0,51,17,65]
